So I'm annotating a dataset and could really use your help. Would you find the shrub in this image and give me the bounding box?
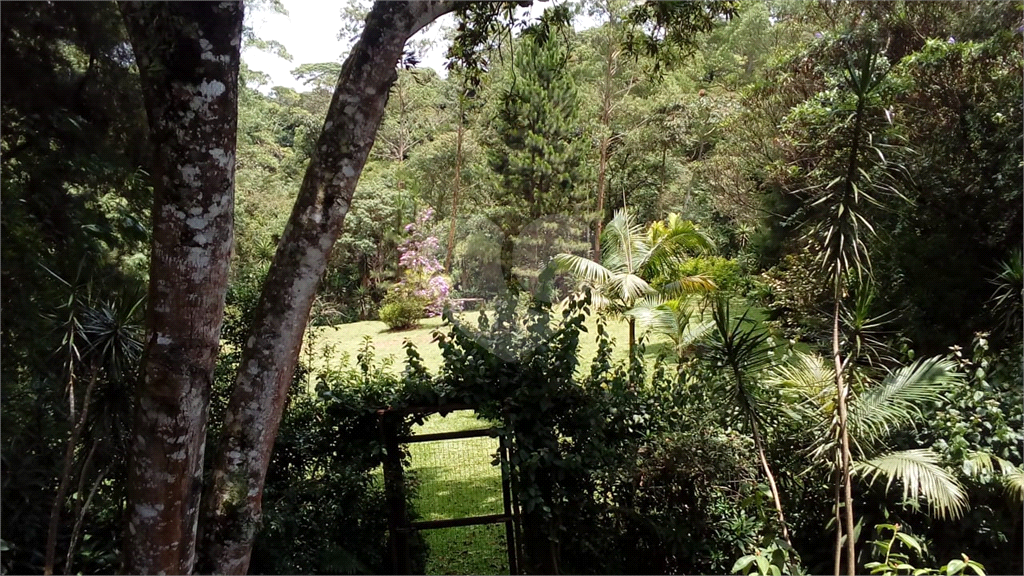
[379,296,425,330]
[394,209,452,317]
[673,256,750,295]
[248,342,427,575]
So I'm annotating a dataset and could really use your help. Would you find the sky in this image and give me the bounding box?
[244,1,550,91]
[243,0,588,92]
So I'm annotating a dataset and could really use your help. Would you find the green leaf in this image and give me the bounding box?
[732,556,756,574]
[894,531,924,554]
[854,449,968,520]
[755,555,770,575]
[945,559,966,575]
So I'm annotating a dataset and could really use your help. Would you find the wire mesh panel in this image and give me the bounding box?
[408,433,504,521]
[382,408,519,575]
[422,523,509,575]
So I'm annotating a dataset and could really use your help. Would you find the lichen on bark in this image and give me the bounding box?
[118,2,243,574]
[196,2,458,574]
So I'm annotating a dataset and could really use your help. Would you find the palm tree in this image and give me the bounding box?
[771,353,971,523]
[554,208,714,356]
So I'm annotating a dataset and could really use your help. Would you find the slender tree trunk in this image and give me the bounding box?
[833,296,856,576]
[627,316,636,358]
[750,418,792,547]
[445,95,465,272]
[65,438,98,572]
[595,136,609,260]
[118,3,243,573]
[595,35,614,259]
[659,147,668,206]
[66,460,111,576]
[827,55,869,576]
[197,3,456,573]
[45,369,98,575]
[833,466,843,576]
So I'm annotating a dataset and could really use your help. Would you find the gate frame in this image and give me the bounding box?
[378,404,521,575]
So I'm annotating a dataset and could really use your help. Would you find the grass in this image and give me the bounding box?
[408,410,507,575]
[302,309,668,382]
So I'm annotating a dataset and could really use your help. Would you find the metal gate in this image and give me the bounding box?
[378,404,521,575]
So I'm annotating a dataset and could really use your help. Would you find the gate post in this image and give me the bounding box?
[500,433,521,575]
[380,411,411,574]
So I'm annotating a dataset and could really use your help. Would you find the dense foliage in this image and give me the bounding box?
[2,1,1020,574]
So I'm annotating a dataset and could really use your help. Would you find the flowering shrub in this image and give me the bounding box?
[378,298,423,330]
[386,208,452,318]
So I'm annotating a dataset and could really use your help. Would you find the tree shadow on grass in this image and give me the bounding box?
[410,465,509,575]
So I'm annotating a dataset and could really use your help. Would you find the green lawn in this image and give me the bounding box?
[409,410,508,575]
[301,309,670,380]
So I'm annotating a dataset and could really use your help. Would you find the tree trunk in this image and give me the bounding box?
[595,136,609,260]
[750,418,792,547]
[66,458,112,576]
[118,3,243,573]
[45,369,98,575]
[445,94,465,272]
[832,466,843,576]
[627,316,636,358]
[595,35,613,260]
[197,3,456,573]
[833,296,856,576]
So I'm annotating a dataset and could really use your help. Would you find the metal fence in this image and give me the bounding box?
[379,405,521,575]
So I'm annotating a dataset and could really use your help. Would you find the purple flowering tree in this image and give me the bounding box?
[394,208,452,316]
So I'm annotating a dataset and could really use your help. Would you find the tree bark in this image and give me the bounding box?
[197,3,456,573]
[118,3,243,574]
[833,296,856,576]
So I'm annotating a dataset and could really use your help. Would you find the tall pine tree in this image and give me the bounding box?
[488,9,588,290]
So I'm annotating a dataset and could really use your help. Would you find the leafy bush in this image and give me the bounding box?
[673,255,750,295]
[249,368,426,575]
[378,296,426,330]
[865,523,986,576]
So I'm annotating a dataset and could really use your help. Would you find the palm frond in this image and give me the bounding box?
[622,294,676,336]
[602,208,645,273]
[553,253,612,284]
[662,274,718,296]
[1001,469,1024,504]
[850,356,961,445]
[962,450,1019,478]
[770,351,836,414]
[854,449,968,520]
[609,272,653,305]
[962,451,1024,503]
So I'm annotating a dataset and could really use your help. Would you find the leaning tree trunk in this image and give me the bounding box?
[749,417,792,547]
[197,3,456,573]
[118,2,243,574]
